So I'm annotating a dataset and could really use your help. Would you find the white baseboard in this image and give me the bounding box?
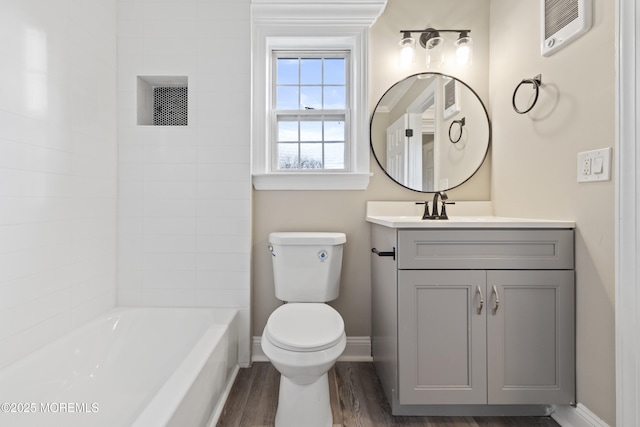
[252,336,372,363]
[552,403,610,427]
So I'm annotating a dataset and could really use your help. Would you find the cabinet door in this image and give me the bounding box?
[487,270,575,404]
[398,270,487,404]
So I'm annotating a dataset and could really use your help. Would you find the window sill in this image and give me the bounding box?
[252,172,372,190]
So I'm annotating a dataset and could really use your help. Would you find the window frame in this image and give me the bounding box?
[250,0,386,191]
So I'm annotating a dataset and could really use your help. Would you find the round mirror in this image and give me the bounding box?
[370,73,491,192]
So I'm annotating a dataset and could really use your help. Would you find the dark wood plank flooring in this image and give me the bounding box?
[216,362,561,427]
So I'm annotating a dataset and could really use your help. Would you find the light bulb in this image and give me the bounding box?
[425,36,444,68]
[399,32,415,68]
[455,33,473,66]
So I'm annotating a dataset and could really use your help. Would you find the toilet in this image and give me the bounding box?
[261,232,347,427]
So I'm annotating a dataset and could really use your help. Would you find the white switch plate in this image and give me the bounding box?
[577,148,612,182]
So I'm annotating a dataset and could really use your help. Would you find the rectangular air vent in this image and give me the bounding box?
[541,0,592,57]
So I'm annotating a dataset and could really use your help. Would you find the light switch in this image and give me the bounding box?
[593,156,604,174]
[577,148,612,182]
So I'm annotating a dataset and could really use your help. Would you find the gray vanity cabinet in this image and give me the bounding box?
[371,224,575,415]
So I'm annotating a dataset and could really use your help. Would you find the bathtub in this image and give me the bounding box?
[0,307,239,427]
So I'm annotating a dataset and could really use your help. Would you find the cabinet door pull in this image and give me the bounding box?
[371,247,396,260]
[492,285,500,315]
[476,286,484,315]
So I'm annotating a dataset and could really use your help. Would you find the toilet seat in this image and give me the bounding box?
[265,303,344,352]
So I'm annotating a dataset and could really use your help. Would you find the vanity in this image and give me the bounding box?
[367,202,576,416]
[368,72,575,415]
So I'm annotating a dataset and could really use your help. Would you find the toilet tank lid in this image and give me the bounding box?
[269,232,346,245]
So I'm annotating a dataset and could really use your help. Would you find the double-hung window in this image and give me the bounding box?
[251,0,386,190]
[273,52,350,171]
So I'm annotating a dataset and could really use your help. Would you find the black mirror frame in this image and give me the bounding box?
[369,72,492,193]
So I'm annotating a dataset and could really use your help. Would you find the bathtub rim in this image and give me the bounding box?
[130,307,239,427]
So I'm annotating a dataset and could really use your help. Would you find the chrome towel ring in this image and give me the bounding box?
[512,74,542,114]
[448,117,466,144]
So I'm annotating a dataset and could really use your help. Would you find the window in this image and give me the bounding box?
[250,0,387,190]
[273,52,349,171]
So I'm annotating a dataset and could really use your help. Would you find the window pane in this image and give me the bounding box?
[277,86,299,110]
[324,143,345,169]
[300,86,322,110]
[300,143,323,169]
[323,86,345,109]
[324,120,344,141]
[324,58,345,84]
[277,58,298,84]
[300,58,322,84]
[278,120,298,142]
[300,120,322,141]
[278,143,299,169]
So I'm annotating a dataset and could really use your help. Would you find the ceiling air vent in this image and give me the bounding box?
[541,0,592,57]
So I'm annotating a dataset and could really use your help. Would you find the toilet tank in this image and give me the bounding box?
[268,232,346,302]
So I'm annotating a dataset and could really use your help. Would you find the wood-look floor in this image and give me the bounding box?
[216,362,560,427]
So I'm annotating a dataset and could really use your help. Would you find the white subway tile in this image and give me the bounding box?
[142,217,197,235]
[196,253,250,272]
[144,164,198,181]
[118,270,143,289]
[0,289,71,341]
[143,234,196,253]
[142,270,196,289]
[143,199,197,217]
[195,289,249,308]
[196,271,250,290]
[142,252,196,271]
[142,289,196,307]
[144,145,197,164]
[144,181,198,199]
[117,289,143,306]
[197,217,250,236]
[197,235,250,254]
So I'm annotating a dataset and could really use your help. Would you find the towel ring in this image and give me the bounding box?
[448,117,466,144]
[512,74,542,114]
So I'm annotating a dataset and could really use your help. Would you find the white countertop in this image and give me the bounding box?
[366,215,576,229]
[365,201,575,229]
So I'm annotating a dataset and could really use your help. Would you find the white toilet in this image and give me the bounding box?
[261,232,347,427]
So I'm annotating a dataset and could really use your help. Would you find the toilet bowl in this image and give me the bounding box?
[261,303,346,427]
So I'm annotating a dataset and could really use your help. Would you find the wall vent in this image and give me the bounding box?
[541,0,592,57]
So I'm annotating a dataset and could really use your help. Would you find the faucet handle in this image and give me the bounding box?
[439,201,456,220]
[415,201,431,220]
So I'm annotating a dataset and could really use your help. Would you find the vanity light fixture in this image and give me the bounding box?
[398,28,472,68]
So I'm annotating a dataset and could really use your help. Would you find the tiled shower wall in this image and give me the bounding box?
[0,0,118,369]
[116,0,251,363]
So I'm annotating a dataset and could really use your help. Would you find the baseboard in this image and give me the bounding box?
[552,403,610,427]
[252,336,372,363]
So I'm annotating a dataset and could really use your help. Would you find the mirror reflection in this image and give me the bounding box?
[370,73,490,192]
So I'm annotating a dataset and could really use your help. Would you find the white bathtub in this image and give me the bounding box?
[0,307,239,427]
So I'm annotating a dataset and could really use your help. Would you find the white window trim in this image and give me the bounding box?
[251,0,388,190]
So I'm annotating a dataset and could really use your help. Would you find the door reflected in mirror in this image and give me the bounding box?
[370,73,490,192]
